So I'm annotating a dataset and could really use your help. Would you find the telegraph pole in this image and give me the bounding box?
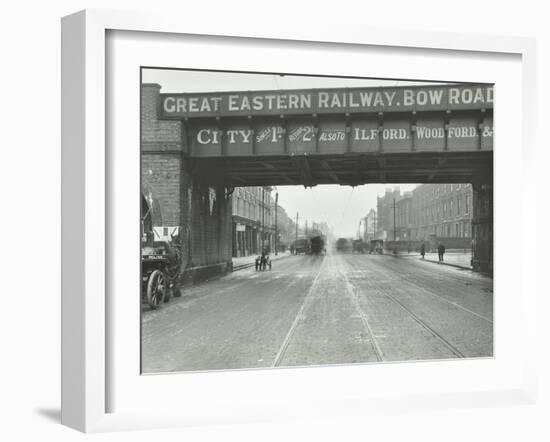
[295,212,299,242]
[261,187,265,252]
[274,192,278,256]
[393,198,397,241]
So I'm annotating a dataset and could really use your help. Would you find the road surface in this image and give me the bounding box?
[142,252,493,373]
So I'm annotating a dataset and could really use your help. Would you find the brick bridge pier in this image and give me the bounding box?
[141,84,233,284]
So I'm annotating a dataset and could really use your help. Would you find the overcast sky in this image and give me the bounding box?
[143,69,429,237]
[274,183,417,238]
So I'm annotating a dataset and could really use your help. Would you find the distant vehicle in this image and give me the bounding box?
[309,235,326,255]
[352,239,366,254]
[293,238,310,255]
[335,237,352,253]
[369,239,384,254]
[384,240,415,254]
[277,243,288,253]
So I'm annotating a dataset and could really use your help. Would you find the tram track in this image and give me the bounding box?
[345,257,467,358]
[348,255,493,323]
[370,279,465,358]
[340,268,384,362]
[271,255,327,367]
[378,257,494,324]
[272,254,385,366]
[396,276,492,324]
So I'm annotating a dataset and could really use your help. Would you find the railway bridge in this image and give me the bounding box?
[141,83,493,275]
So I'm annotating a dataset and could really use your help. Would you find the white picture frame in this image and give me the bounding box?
[61,9,537,433]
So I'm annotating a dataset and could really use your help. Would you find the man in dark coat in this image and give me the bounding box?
[420,242,426,259]
[260,251,267,271]
[437,243,445,262]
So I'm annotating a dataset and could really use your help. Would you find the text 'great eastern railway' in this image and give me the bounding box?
[160,84,493,118]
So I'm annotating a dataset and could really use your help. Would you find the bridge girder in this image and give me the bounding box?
[193,151,492,187]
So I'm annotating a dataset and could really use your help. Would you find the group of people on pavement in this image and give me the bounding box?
[255,250,272,271]
[419,242,446,262]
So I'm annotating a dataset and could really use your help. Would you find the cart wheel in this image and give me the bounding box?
[147,270,166,309]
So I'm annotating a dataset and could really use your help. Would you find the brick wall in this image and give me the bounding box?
[471,183,493,273]
[141,154,181,226]
[141,84,183,151]
[141,83,233,279]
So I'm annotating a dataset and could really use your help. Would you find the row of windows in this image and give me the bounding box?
[414,184,472,206]
[416,193,471,208]
[393,195,470,225]
[410,194,470,225]
[234,186,275,206]
[234,196,275,225]
[412,222,471,238]
[416,183,470,196]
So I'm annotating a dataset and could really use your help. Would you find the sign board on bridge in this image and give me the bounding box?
[187,116,494,157]
[160,84,493,119]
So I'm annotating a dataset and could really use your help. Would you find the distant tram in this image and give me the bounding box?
[352,239,366,253]
[309,235,326,255]
[292,238,310,255]
[335,238,352,253]
[369,239,384,254]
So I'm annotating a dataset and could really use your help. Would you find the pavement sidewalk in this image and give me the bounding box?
[232,251,293,271]
[398,250,472,269]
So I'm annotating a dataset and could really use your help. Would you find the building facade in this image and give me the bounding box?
[375,184,474,248]
[395,192,413,241]
[376,186,402,240]
[232,186,279,257]
[363,209,377,242]
[410,183,473,247]
[276,205,297,249]
[141,84,233,283]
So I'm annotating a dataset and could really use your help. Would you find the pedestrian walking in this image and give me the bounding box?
[420,242,425,259]
[260,250,267,271]
[437,242,445,262]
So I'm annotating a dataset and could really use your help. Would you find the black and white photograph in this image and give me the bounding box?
[140,69,494,373]
[4,0,548,437]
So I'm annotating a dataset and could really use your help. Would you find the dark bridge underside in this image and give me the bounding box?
[192,151,493,187]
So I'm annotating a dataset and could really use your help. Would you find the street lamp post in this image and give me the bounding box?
[295,212,299,243]
[261,187,265,252]
[393,198,397,241]
[274,191,278,256]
